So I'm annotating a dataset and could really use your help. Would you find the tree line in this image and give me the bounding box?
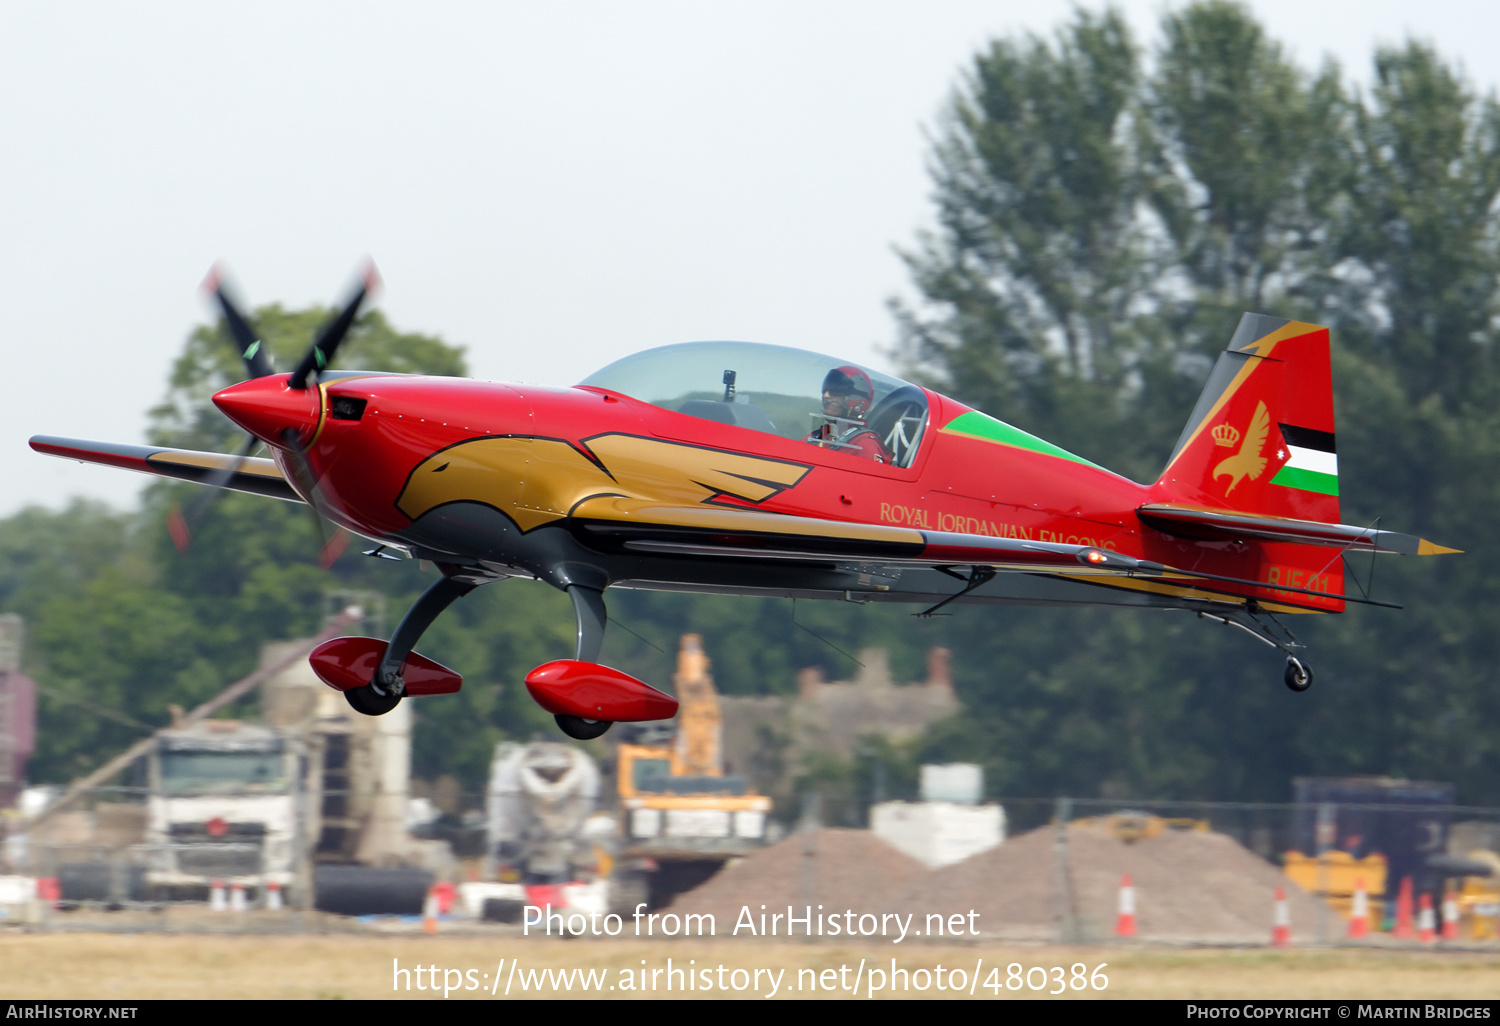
[890,1,1500,806]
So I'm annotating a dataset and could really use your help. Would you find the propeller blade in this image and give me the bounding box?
[165,433,262,552]
[278,427,345,569]
[288,263,381,390]
[166,503,192,553]
[181,263,372,568]
[319,531,350,570]
[196,433,262,497]
[202,266,275,379]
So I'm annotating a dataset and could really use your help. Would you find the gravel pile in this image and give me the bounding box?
[661,828,928,936]
[892,820,1330,944]
[667,822,1331,944]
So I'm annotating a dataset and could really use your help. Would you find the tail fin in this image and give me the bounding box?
[1156,314,1339,523]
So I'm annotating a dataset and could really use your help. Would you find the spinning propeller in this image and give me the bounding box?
[169,263,380,567]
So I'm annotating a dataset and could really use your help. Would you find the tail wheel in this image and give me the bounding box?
[555,714,612,740]
[1284,657,1313,693]
[345,683,402,716]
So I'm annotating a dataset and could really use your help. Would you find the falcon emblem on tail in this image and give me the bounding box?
[1213,400,1270,496]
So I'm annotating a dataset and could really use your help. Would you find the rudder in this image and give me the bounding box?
[1156,314,1339,524]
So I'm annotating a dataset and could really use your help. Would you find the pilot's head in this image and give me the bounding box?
[821,366,874,421]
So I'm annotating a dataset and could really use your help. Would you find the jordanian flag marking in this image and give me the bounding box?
[1272,423,1338,496]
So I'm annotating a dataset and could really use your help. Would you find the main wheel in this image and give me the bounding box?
[555,714,612,740]
[345,682,402,715]
[1284,657,1313,693]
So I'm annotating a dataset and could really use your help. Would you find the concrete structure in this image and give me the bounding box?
[870,799,1005,869]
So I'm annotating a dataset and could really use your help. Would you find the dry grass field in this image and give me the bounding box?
[2,932,1499,1000]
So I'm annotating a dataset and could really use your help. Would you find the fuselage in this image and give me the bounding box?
[213,359,1341,614]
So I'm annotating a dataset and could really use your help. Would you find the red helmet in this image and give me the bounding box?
[821,365,874,418]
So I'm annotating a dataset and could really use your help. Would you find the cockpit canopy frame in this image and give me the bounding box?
[579,341,930,468]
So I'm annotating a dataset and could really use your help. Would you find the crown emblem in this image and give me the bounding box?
[1212,423,1241,448]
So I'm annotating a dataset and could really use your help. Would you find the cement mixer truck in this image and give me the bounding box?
[479,741,615,921]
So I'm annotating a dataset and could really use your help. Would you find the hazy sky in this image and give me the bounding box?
[3,1,1496,514]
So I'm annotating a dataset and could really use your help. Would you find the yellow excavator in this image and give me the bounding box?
[613,635,773,906]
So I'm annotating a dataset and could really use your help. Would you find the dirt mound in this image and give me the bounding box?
[668,822,1333,944]
[892,821,1330,943]
[661,828,928,932]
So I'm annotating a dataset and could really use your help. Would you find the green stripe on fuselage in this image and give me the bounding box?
[1271,465,1339,496]
[941,411,1104,470]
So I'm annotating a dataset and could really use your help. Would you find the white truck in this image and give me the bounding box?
[141,636,444,911]
[144,720,303,897]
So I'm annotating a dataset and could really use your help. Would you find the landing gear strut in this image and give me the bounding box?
[1196,606,1314,694]
[343,574,477,716]
[553,585,615,740]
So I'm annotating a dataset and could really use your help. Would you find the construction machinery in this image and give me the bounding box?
[617,636,771,850]
[1291,776,1452,911]
[142,718,304,898]
[614,635,773,905]
[138,630,445,912]
[487,741,603,881]
[477,740,611,921]
[1075,812,1211,845]
[1282,849,1389,925]
[1451,851,1500,940]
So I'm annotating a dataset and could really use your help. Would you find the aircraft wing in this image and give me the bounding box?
[567,497,1397,608]
[29,436,303,503]
[567,496,1149,574]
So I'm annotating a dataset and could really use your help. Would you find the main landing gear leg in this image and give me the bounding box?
[344,574,477,716]
[555,585,613,740]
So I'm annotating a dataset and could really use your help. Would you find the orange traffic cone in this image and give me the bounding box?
[1442,890,1461,941]
[1115,874,1137,936]
[229,881,246,912]
[210,878,227,912]
[1418,894,1436,943]
[433,880,456,915]
[1271,887,1291,947]
[265,880,283,911]
[1393,877,1414,938]
[1348,877,1370,939]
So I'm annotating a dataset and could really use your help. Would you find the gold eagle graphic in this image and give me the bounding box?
[1213,400,1270,496]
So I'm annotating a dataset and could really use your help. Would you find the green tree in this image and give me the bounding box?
[1144,2,1345,329]
[891,8,1164,473]
[893,3,1500,803]
[1311,43,1500,795]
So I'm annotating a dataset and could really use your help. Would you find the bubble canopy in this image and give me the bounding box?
[578,341,930,467]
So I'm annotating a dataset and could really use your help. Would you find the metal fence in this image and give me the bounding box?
[3,785,1499,944]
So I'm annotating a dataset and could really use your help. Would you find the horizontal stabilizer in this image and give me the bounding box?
[30,436,302,503]
[1137,503,1460,555]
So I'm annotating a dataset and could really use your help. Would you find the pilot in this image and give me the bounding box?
[808,365,891,463]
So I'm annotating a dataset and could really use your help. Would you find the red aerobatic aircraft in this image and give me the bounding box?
[32,269,1457,738]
